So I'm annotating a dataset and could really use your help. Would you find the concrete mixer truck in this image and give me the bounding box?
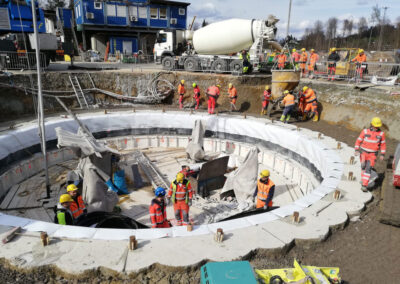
[154,16,280,73]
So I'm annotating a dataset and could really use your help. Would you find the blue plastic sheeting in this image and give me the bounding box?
[113,170,129,195]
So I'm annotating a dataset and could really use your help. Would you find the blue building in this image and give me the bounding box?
[73,0,189,56]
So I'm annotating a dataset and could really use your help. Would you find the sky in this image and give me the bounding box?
[180,0,400,39]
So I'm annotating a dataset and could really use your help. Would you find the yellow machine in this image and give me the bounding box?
[255,259,341,284]
[329,48,359,76]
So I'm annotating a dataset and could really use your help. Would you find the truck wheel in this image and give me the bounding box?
[229,60,243,73]
[212,59,227,73]
[184,57,199,72]
[162,56,175,70]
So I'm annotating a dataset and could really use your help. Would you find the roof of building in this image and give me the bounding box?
[149,0,190,7]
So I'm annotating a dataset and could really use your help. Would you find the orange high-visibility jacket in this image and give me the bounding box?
[193,86,200,99]
[168,179,193,203]
[355,128,386,155]
[255,179,275,208]
[228,87,238,99]
[283,94,295,107]
[178,83,185,95]
[309,53,319,64]
[69,195,86,219]
[149,199,168,228]
[277,54,287,64]
[300,52,308,63]
[292,52,300,62]
[352,54,367,63]
[304,88,317,103]
[263,90,272,101]
[206,86,220,98]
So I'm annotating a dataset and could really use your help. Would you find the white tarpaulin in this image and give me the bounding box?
[186,119,206,161]
[220,147,259,206]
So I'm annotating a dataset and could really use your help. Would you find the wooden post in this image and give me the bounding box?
[40,232,49,246]
[348,171,354,180]
[104,109,108,114]
[133,108,136,113]
[337,142,342,149]
[334,189,341,200]
[162,107,165,113]
[318,133,322,139]
[187,224,193,232]
[214,228,224,243]
[292,212,300,223]
[129,235,138,251]
[350,156,355,165]
[2,227,21,244]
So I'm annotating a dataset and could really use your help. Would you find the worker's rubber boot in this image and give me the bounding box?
[285,114,291,123]
[280,115,285,122]
[313,114,319,122]
[302,114,307,121]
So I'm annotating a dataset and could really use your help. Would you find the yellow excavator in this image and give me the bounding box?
[329,47,359,76]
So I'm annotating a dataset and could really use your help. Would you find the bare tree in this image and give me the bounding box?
[346,19,354,36]
[342,19,350,37]
[371,4,382,25]
[326,17,338,39]
[358,17,368,36]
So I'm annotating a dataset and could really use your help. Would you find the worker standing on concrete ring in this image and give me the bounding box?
[206,84,220,114]
[192,82,201,110]
[261,85,272,115]
[178,79,186,109]
[54,194,74,225]
[280,90,295,124]
[299,48,308,77]
[66,184,87,221]
[254,170,275,210]
[227,83,238,112]
[149,187,170,228]
[302,86,319,122]
[167,172,193,226]
[355,117,386,192]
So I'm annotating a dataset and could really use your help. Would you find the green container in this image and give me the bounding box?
[200,261,257,284]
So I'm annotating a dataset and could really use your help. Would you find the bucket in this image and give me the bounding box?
[271,70,300,99]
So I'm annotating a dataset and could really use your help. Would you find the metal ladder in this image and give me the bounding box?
[130,150,170,189]
[69,75,89,109]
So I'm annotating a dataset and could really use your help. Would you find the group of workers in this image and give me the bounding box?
[55,184,87,225]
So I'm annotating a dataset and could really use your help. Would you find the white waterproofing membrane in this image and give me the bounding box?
[0,111,345,240]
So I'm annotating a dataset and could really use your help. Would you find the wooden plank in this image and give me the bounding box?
[0,184,20,209]
[7,182,34,209]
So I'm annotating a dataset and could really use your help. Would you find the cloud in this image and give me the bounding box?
[293,0,313,6]
[356,0,371,5]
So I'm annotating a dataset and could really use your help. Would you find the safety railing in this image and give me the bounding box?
[0,51,48,70]
[302,60,400,84]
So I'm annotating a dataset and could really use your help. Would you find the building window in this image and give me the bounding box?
[150,8,158,19]
[129,6,138,18]
[138,6,147,18]
[116,5,126,17]
[179,8,185,15]
[94,2,102,9]
[159,8,167,20]
[106,4,116,17]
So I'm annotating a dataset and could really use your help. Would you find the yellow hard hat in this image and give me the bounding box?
[59,194,73,204]
[310,49,315,52]
[301,48,306,51]
[284,90,289,94]
[216,84,221,88]
[265,85,270,90]
[371,117,382,128]
[359,49,364,53]
[292,48,296,52]
[332,47,336,52]
[67,184,78,192]
[228,83,233,88]
[180,80,185,84]
[192,82,197,88]
[303,86,309,92]
[260,170,270,178]
[176,172,185,182]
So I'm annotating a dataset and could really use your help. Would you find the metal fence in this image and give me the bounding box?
[303,60,400,84]
[0,51,48,70]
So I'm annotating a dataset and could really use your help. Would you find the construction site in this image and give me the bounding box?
[0,0,400,283]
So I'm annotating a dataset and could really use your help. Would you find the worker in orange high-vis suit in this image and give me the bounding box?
[66,184,87,221]
[292,48,300,69]
[276,50,287,69]
[302,86,318,122]
[178,79,186,109]
[261,85,272,115]
[227,83,238,111]
[192,82,201,110]
[352,49,367,80]
[167,172,193,226]
[280,90,295,124]
[299,48,308,77]
[254,170,275,209]
[308,49,319,78]
[355,117,386,192]
[149,187,170,228]
[206,84,220,114]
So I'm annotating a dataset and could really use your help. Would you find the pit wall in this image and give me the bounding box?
[0,111,345,241]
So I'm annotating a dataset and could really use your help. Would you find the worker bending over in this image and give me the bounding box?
[192,83,201,110]
[355,117,386,192]
[55,194,74,225]
[178,79,186,109]
[302,86,319,122]
[299,48,308,77]
[276,50,287,69]
[167,172,193,226]
[228,83,238,112]
[352,49,367,80]
[206,84,220,114]
[292,49,300,69]
[254,170,275,210]
[149,187,170,228]
[308,49,319,78]
[261,85,272,115]
[67,184,87,221]
[280,90,295,124]
[327,48,340,81]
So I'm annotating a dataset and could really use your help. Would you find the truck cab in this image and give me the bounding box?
[154,30,186,64]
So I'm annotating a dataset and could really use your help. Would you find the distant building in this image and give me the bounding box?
[73,0,189,56]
